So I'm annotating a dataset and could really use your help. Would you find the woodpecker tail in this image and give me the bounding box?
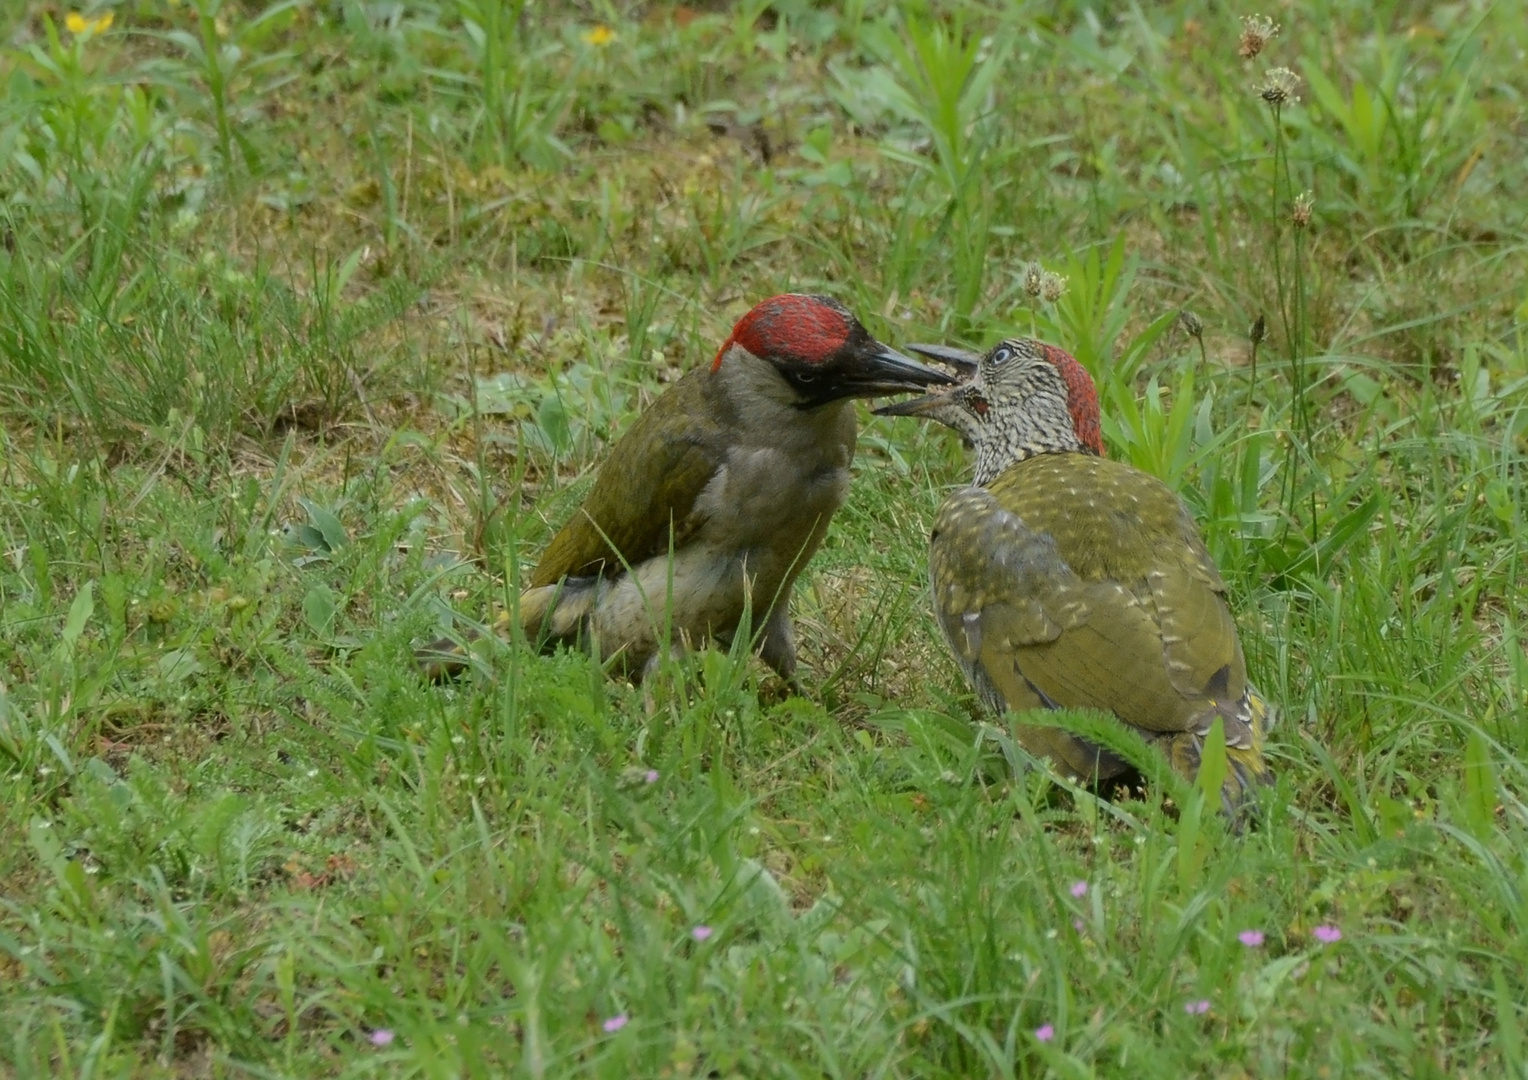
[1156,684,1274,820]
[516,577,601,646]
[416,577,604,680]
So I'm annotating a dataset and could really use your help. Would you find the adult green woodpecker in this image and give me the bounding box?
[430,294,954,682]
[876,338,1272,813]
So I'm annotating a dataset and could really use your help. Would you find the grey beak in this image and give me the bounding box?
[872,387,958,418]
[905,342,982,378]
[851,343,957,394]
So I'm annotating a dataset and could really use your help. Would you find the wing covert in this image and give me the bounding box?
[531,393,725,587]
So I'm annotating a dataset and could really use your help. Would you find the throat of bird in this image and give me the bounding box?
[973,416,1083,486]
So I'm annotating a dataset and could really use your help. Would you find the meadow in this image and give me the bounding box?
[1,0,1526,1076]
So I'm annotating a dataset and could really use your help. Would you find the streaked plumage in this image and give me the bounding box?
[877,339,1272,813]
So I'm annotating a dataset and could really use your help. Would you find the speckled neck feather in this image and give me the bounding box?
[964,339,1102,486]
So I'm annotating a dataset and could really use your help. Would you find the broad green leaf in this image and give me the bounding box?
[59,581,94,660]
[303,584,338,635]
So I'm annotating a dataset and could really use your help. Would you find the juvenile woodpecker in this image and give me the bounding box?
[431,294,953,682]
[877,339,1273,813]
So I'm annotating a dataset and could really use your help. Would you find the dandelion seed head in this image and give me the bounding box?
[1292,191,1314,229]
[1021,262,1044,298]
[1238,14,1279,61]
[1258,67,1301,107]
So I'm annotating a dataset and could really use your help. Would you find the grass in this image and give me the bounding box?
[1,0,1527,1075]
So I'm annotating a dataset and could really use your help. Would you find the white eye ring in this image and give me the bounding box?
[991,345,1014,365]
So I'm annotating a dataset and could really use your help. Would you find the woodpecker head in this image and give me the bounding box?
[874,338,1103,485]
[711,294,954,408]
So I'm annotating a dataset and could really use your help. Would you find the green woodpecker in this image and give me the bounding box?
[876,338,1272,813]
[431,294,953,682]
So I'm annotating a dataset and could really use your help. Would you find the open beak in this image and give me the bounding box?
[871,387,959,419]
[842,342,957,397]
[905,342,982,378]
[872,385,972,444]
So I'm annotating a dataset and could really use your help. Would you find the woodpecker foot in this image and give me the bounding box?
[415,634,478,681]
[756,674,805,704]
[417,610,513,681]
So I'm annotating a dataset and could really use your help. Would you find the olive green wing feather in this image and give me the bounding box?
[928,476,1265,789]
[929,487,1132,778]
[530,384,726,588]
[930,485,1202,728]
[929,461,1265,812]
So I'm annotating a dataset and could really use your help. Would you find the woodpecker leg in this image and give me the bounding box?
[416,607,517,682]
[416,633,476,681]
[638,638,692,685]
[756,603,799,684]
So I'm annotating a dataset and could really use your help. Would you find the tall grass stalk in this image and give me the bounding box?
[1290,197,1316,549]
[1258,67,1319,551]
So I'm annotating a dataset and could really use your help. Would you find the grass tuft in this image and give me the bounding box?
[2,1,1527,1075]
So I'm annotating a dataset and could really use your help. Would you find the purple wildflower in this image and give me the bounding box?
[1184,999,1211,1015]
[692,925,713,942]
[1238,930,1265,947]
[1313,925,1342,944]
[644,770,659,784]
[602,1014,628,1033]
[1034,1024,1055,1042]
[1069,881,1088,898]
[369,1029,395,1046]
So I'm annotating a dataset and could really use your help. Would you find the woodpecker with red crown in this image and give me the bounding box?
[877,338,1273,815]
[425,294,953,682]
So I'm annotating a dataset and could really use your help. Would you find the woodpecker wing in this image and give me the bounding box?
[530,371,727,588]
[929,455,1265,779]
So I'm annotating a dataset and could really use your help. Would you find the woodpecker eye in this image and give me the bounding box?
[990,345,1014,366]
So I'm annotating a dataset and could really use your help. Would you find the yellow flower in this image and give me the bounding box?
[65,11,114,35]
[581,24,616,47]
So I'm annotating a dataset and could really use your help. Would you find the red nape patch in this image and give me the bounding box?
[710,294,851,372]
[1043,344,1104,456]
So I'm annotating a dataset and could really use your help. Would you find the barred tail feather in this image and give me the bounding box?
[518,576,602,646]
[418,576,604,680]
[1156,685,1274,819]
